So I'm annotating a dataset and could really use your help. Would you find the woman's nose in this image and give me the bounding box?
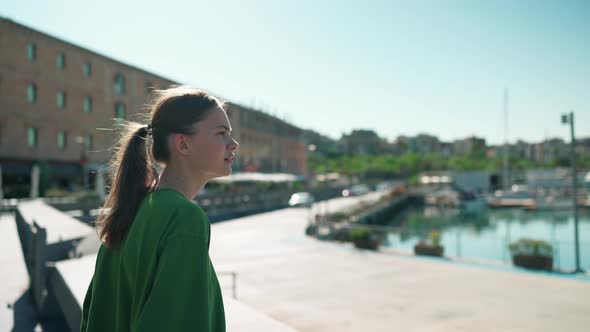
[229,138,239,150]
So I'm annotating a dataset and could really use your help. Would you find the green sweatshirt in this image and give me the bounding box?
[80,188,225,332]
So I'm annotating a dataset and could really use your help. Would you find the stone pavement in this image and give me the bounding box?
[0,212,34,331]
[209,196,590,332]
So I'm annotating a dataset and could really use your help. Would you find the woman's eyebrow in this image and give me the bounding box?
[215,125,232,131]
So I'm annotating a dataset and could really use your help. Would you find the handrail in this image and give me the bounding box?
[217,271,238,299]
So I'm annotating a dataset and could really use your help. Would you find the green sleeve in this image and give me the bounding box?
[133,234,212,331]
[80,275,93,331]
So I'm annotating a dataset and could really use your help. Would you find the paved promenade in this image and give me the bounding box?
[1,208,297,331]
[3,192,590,331]
[209,196,590,332]
[0,213,43,331]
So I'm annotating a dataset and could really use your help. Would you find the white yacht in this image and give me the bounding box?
[487,185,535,208]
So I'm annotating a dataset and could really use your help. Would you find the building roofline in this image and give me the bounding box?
[1,16,305,133]
[0,16,180,85]
[227,102,304,133]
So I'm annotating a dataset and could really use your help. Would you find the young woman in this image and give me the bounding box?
[80,86,238,332]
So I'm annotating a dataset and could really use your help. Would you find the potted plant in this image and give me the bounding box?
[327,211,349,223]
[414,230,444,257]
[305,223,318,236]
[350,227,379,250]
[508,238,553,271]
[333,227,352,242]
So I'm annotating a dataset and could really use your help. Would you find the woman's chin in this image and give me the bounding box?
[219,166,233,177]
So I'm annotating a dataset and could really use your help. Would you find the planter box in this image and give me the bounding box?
[353,238,379,251]
[512,254,553,271]
[414,243,444,257]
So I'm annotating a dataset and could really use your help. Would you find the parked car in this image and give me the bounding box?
[288,192,315,207]
[341,184,370,197]
[375,181,395,191]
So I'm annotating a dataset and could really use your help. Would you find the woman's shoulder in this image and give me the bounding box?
[144,189,209,240]
[142,189,204,214]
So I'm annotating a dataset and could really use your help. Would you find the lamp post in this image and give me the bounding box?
[306,144,321,222]
[75,136,89,189]
[561,111,583,273]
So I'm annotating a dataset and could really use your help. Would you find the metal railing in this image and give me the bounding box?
[217,271,238,299]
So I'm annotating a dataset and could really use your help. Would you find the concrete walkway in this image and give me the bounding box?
[209,198,590,332]
[0,213,47,331]
[0,212,68,331]
[53,252,297,331]
[0,212,34,331]
[4,191,590,331]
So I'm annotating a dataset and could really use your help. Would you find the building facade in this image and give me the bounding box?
[339,129,383,155]
[225,104,307,174]
[452,136,486,157]
[0,18,306,197]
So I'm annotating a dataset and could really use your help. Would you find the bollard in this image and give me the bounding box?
[31,220,47,310]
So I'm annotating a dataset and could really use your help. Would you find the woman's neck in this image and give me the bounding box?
[157,165,207,200]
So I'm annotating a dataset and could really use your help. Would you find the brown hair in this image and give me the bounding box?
[97,86,224,249]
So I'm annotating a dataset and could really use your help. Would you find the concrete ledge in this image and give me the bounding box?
[14,200,95,318]
[16,199,93,246]
[51,254,296,331]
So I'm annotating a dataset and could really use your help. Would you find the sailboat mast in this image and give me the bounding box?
[502,89,509,190]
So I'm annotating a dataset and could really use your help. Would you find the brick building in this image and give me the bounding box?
[227,105,306,174]
[0,17,306,197]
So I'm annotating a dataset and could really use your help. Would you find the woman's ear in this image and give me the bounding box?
[171,133,191,156]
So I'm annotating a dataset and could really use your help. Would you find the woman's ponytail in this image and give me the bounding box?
[96,123,158,249]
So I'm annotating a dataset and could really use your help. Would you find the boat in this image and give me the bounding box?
[459,191,487,214]
[487,185,535,208]
[425,186,487,214]
[524,196,573,211]
[425,188,459,207]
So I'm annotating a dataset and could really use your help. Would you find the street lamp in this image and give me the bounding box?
[75,136,89,189]
[306,144,316,222]
[561,111,583,273]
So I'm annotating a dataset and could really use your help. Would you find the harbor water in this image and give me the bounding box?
[384,206,590,271]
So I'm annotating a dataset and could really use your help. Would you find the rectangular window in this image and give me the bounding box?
[27,128,38,148]
[57,91,66,109]
[84,96,92,113]
[27,83,37,104]
[114,73,125,96]
[115,103,126,118]
[115,103,126,126]
[57,52,65,70]
[27,43,36,62]
[83,62,92,77]
[145,81,153,95]
[57,131,67,150]
[84,135,93,151]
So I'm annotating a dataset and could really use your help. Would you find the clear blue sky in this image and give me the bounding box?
[3,0,589,145]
